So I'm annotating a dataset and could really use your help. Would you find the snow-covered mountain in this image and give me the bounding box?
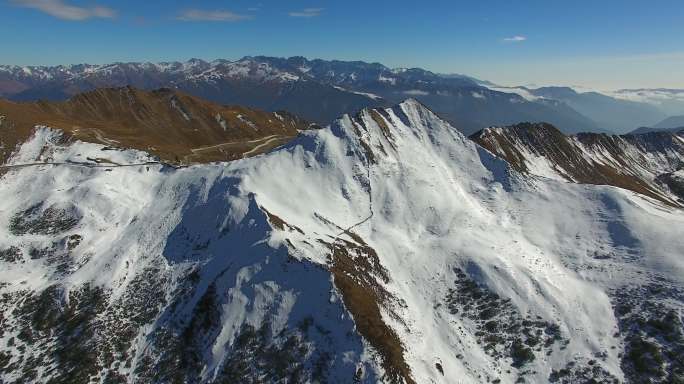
[0,57,613,135]
[0,57,473,99]
[1,99,683,383]
[0,58,386,126]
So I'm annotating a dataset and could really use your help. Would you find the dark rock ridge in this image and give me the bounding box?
[471,122,684,206]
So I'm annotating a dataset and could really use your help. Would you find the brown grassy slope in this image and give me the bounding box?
[471,123,683,207]
[0,86,313,164]
[329,235,415,384]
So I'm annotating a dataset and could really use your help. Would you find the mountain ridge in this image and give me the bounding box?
[630,126,684,135]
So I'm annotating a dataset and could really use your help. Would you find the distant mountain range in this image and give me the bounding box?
[630,126,684,135]
[1,57,682,135]
[628,115,684,135]
[609,88,684,117]
[484,85,682,134]
[653,115,684,129]
[523,87,666,134]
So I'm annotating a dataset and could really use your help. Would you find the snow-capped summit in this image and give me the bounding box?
[190,58,301,83]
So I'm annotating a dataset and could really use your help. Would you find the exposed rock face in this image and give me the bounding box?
[0,86,314,164]
[0,100,683,383]
[471,122,684,206]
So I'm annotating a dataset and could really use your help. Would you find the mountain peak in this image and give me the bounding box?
[397,97,425,109]
[473,122,566,149]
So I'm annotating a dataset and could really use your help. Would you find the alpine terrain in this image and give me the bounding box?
[0,57,656,135]
[0,91,683,384]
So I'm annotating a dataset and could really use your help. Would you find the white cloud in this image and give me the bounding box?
[11,0,116,21]
[177,9,252,22]
[288,8,324,18]
[503,35,527,42]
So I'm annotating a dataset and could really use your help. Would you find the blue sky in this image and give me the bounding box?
[1,0,683,89]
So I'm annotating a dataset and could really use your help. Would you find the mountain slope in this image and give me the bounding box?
[0,86,313,164]
[471,123,684,205]
[0,100,683,383]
